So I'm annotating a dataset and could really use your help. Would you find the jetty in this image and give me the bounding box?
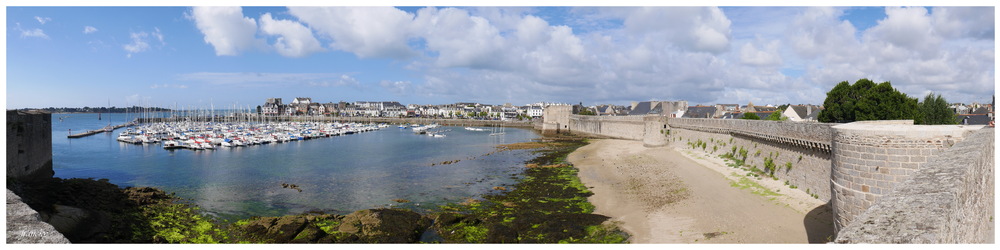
[67,122,133,138]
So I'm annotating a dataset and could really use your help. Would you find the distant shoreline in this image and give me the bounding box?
[23,107,173,114]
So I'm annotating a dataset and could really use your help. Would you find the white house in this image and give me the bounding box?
[528,106,544,118]
[783,105,820,122]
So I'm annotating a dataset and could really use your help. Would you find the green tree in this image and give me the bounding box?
[817,81,855,123]
[578,109,596,115]
[918,93,957,125]
[742,112,760,120]
[765,108,788,121]
[818,78,919,123]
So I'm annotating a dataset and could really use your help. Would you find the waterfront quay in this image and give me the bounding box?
[138,115,540,128]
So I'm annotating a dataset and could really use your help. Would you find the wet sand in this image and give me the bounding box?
[567,139,834,243]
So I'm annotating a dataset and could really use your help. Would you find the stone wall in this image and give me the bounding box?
[829,122,984,232]
[7,110,53,181]
[6,189,71,243]
[642,116,669,147]
[834,128,994,243]
[667,122,834,201]
[542,105,571,134]
[666,118,833,152]
[567,115,646,140]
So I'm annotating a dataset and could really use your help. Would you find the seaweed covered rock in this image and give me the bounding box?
[232,216,309,243]
[123,187,172,206]
[337,209,432,243]
[289,223,326,243]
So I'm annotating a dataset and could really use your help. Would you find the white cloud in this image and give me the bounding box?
[307,74,361,88]
[189,6,260,56]
[288,7,416,59]
[865,7,940,55]
[739,40,782,67]
[786,7,859,62]
[20,28,48,39]
[379,80,413,96]
[175,7,992,106]
[150,84,189,89]
[123,28,165,58]
[619,7,732,54]
[83,26,98,34]
[258,13,325,58]
[766,6,995,105]
[35,16,51,25]
[412,7,508,69]
[931,7,995,40]
[178,72,361,88]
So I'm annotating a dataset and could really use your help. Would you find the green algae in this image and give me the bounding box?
[433,137,628,243]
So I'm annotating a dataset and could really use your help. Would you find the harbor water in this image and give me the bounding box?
[51,113,539,221]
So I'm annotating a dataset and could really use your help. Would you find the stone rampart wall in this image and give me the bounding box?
[834,128,994,243]
[829,123,984,232]
[567,115,646,140]
[542,106,572,134]
[668,125,833,201]
[666,118,834,152]
[7,110,54,181]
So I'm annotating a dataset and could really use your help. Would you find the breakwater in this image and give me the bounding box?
[66,122,131,138]
[542,107,993,243]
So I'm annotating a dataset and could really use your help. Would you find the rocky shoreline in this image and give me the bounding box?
[7,135,628,243]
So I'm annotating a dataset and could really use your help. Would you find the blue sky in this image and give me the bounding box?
[5,5,996,109]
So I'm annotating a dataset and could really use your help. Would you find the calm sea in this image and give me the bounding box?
[51,112,538,220]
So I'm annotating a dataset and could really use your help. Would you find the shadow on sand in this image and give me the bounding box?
[803,202,836,243]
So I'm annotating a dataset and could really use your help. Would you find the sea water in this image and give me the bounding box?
[51,113,538,221]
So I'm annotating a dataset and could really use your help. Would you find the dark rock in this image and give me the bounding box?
[431,212,466,229]
[337,209,432,243]
[123,187,171,206]
[289,223,326,243]
[268,216,308,242]
[485,223,518,243]
[40,205,111,242]
[237,217,277,242]
[317,231,360,243]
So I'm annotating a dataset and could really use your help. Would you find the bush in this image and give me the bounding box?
[763,157,776,177]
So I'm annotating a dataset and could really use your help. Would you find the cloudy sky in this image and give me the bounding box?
[4,2,996,109]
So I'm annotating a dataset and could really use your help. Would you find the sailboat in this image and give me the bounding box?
[489,122,505,136]
[102,99,113,133]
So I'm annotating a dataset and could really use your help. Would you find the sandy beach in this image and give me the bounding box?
[568,139,834,243]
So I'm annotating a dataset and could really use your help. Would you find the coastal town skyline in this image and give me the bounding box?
[5,3,996,109]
